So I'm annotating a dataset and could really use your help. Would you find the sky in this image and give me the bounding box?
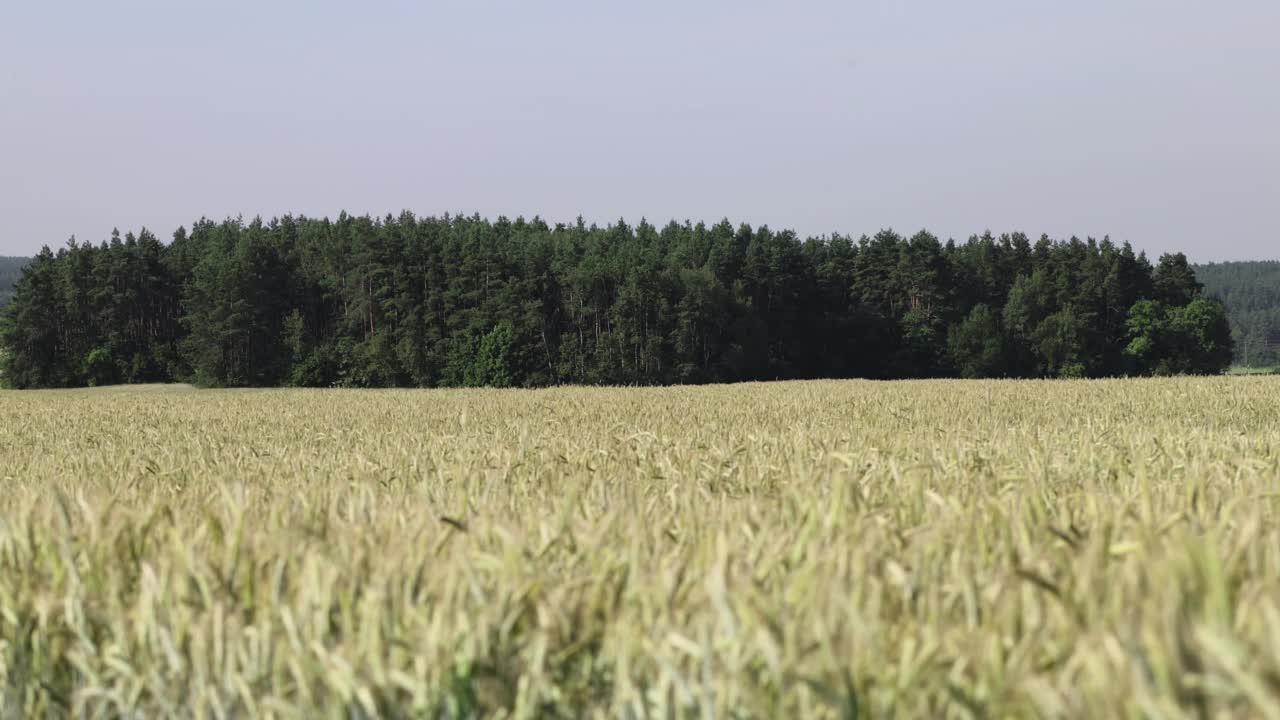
[1,1,1277,262]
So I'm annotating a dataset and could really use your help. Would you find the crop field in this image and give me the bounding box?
[2,379,1280,718]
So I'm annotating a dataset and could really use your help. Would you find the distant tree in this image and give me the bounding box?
[1123,299,1172,374]
[1153,253,1202,306]
[1002,271,1050,376]
[1125,298,1233,375]
[1035,305,1088,378]
[1,249,65,387]
[470,322,519,387]
[1167,298,1233,374]
[947,304,1004,378]
[897,308,943,377]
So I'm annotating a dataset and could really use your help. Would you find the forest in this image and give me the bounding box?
[0,257,26,307]
[0,213,1234,388]
[1196,261,1280,368]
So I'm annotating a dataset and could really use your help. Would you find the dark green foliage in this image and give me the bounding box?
[0,215,1235,388]
[470,322,519,388]
[1170,298,1235,374]
[1153,253,1202,307]
[1,233,182,388]
[947,304,1004,379]
[1035,305,1089,378]
[1194,261,1280,367]
[1124,298,1235,375]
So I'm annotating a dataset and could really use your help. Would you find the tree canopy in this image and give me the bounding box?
[1194,261,1280,368]
[0,214,1234,388]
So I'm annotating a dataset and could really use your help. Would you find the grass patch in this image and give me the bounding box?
[1228,365,1280,375]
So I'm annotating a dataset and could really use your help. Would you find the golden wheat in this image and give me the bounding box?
[1,378,1279,718]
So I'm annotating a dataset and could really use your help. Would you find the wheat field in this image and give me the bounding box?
[1,379,1279,718]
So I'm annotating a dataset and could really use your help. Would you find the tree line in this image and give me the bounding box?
[0,257,26,307]
[0,213,1233,388]
[1195,261,1280,368]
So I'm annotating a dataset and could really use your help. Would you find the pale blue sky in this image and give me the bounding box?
[1,1,1277,260]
